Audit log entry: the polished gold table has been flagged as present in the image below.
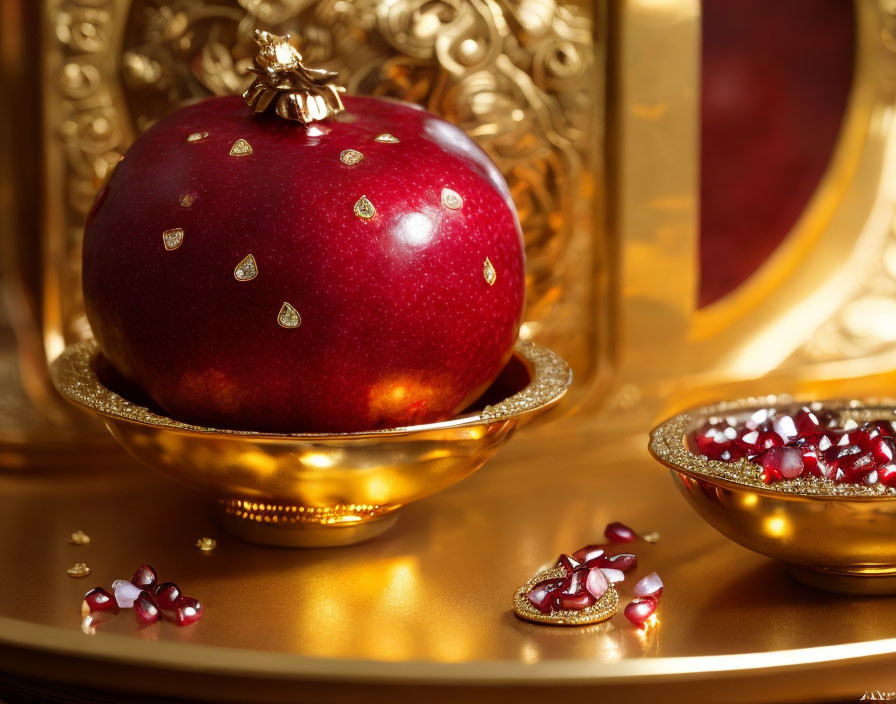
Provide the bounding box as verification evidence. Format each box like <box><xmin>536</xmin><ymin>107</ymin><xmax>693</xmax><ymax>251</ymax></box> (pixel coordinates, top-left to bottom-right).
<box><xmin>2</xmin><ymin>417</ymin><xmax>896</xmax><ymax>703</ymax></box>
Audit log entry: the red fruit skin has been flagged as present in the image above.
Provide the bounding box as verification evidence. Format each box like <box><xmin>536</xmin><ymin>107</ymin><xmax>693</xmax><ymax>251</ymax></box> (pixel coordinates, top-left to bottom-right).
<box><xmin>83</xmin><ymin>95</ymin><xmax>525</xmax><ymax>433</ymax></box>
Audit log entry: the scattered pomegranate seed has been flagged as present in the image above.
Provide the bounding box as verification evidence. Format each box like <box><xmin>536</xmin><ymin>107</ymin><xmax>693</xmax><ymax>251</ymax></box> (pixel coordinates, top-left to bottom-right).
<box><xmin>112</xmin><ymin>579</ymin><xmax>142</xmax><ymax>609</ymax></box>
<box><xmin>633</xmin><ymin>572</ymin><xmax>663</xmax><ymax>600</ymax></box>
<box><xmin>555</xmin><ymin>554</ymin><xmax>581</xmax><ymax>574</ymax></box>
<box><xmin>86</xmin><ymin>569</ymin><xmax>203</xmax><ymax>629</ymax></box>
<box><xmin>527</xmin><ymin>577</ymin><xmax>565</xmax><ymax>614</ymax></box>
<box><xmin>600</xmin><ymin>568</ymin><xmax>625</xmax><ymax>584</ymax></box>
<box><xmin>604</xmin><ymin>522</ymin><xmax>636</xmax><ymax>543</ymax></box>
<box><xmin>624</xmin><ymin>597</ymin><xmax>657</xmax><ymax>627</ymax></box>
<box><xmin>584</xmin><ymin>566</ymin><xmax>609</xmax><ymax>599</ymax></box>
<box><xmin>590</xmin><ymin>552</ymin><xmax>638</xmax><ymax>573</ymax></box>
<box><xmin>154</xmin><ymin>582</ymin><xmax>182</xmax><ymax>619</ymax></box>
<box><xmin>81</xmin><ymin>587</ymin><xmax>119</xmax><ymax>618</ymax></box>
<box><xmin>131</xmin><ymin>564</ymin><xmax>158</xmax><ymax>590</ymax></box>
<box><xmin>571</xmin><ymin>544</ymin><xmax>605</xmax><ymax>563</ymax></box>
<box><xmin>134</xmin><ymin>590</ymin><xmax>160</xmax><ymax>626</ymax></box>
<box><xmin>554</xmin><ymin>569</ymin><xmax>596</xmax><ymax>611</ymax></box>
<box><xmin>175</xmin><ymin>597</ymin><xmax>204</xmax><ymax>627</ymax></box>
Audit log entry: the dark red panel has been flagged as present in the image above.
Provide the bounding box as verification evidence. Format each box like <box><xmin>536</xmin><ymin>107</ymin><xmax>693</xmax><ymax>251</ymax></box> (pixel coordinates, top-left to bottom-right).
<box><xmin>700</xmin><ymin>0</ymin><xmax>855</xmax><ymax>307</ymax></box>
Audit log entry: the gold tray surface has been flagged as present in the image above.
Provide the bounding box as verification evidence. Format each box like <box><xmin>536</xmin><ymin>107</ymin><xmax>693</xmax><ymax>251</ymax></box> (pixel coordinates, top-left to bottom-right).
<box><xmin>2</xmin><ymin>418</ymin><xmax>896</xmax><ymax>702</ymax></box>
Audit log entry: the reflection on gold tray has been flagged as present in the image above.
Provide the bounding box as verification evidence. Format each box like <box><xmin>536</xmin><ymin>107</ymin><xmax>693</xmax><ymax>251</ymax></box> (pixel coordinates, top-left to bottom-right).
<box><xmin>2</xmin><ymin>419</ymin><xmax>896</xmax><ymax>702</ymax></box>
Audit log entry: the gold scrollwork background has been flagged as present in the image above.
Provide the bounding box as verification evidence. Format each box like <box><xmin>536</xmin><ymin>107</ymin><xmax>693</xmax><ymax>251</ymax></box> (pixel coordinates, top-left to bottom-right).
<box><xmin>45</xmin><ymin>0</ymin><xmax>603</xmax><ymax>384</ymax></box>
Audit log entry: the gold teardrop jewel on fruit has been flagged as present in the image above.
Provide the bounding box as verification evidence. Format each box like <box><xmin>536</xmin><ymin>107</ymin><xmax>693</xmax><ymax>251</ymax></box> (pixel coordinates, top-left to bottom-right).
<box><xmin>353</xmin><ymin>195</ymin><xmax>376</xmax><ymax>220</ymax></box>
<box><xmin>340</xmin><ymin>149</ymin><xmax>364</xmax><ymax>165</ymax></box>
<box><xmin>278</xmin><ymin>302</ymin><xmax>301</xmax><ymax>328</ymax></box>
<box><xmin>234</xmin><ymin>254</ymin><xmax>258</xmax><ymax>282</ymax></box>
<box><xmin>441</xmin><ymin>188</ymin><xmax>463</xmax><ymax>210</ymax></box>
<box><xmin>163</xmin><ymin>228</ymin><xmax>184</xmax><ymax>251</ymax></box>
<box><xmin>230</xmin><ymin>139</ymin><xmax>253</xmax><ymax>156</ymax></box>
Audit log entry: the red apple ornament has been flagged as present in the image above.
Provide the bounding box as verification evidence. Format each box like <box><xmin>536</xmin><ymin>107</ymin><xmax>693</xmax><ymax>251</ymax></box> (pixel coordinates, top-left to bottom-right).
<box><xmin>82</xmin><ymin>31</ymin><xmax>525</xmax><ymax>433</ymax></box>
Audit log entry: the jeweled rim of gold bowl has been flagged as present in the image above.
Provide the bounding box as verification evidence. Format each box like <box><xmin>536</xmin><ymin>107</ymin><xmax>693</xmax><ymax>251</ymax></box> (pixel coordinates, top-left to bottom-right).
<box><xmin>649</xmin><ymin>395</ymin><xmax>896</xmax><ymax>500</ymax></box>
<box><xmin>51</xmin><ymin>338</ymin><xmax>571</xmax><ymax>439</ymax></box>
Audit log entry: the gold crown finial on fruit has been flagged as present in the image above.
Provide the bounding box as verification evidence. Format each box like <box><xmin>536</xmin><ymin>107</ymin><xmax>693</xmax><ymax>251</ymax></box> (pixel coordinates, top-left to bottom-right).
<box><xmin>242</xmin><ymin>29</ymin><xmax>345</xmax><ymax>124</ymax></box>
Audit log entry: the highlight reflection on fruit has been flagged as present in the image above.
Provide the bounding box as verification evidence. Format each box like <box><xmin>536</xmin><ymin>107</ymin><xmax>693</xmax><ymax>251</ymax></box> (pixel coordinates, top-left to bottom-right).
<box><xmin>82</xmin><ymin>32</ymin><xmax>525</xmax><ymax>433</ymax></box>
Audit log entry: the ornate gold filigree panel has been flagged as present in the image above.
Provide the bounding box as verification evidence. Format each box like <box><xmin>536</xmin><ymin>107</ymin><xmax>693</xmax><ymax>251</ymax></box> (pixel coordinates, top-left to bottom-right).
<box><xmin>42</xmin><ymin>0</ymin><xmax>604</xmax><ymax>381</ymax></box>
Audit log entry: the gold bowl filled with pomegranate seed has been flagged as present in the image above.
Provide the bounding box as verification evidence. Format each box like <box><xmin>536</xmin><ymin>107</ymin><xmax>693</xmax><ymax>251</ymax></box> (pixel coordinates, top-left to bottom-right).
<box><xmin>649</xmin><ymin>396</ymin><xmax>896</xmax><ymax>595</ymax></box>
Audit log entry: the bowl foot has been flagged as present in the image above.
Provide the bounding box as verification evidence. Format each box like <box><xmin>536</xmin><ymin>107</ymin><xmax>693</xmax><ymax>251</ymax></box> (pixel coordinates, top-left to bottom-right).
<box><xmin>784</xmin><ymin>563</ymin><xmax>896</xmax><ymax>595</ymax></box>
<box><xmin>214</xmin><ymin>502</ymin><xmax>399</xmax><ymax>548</ymax></box>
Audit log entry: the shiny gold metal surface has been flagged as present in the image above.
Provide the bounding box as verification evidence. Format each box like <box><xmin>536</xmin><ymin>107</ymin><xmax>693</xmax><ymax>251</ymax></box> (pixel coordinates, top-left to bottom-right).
<box><xmin>50</xmin><ymin>339</ymin><xmax>571</xmax><ymax>547</ymax></box>
<box><xmin>242</xmin><ymin>29</ymin><xmax>345</xmax><ymax>123</ymax></box>
<box><xmin>650</xmin><ymin>396</ymin><xmax>896</xmax><ymax>595</ymax></box>
<box><xmin>3</xmin><ymin>422</ymin><xmax>896</xmax><ymax>702</ymax></box>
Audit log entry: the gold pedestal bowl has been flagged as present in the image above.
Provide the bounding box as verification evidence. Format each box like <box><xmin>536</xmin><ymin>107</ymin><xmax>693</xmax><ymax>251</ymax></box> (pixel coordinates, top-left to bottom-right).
<box><xmin>649</xmin><ymin>397</ymin><xmax>896</xmax><ymax>595</ymax></box>
<box><xmin>51</xmin><ymin>339</ymin><xmax>570</xmax><ymax>548</ymax></box>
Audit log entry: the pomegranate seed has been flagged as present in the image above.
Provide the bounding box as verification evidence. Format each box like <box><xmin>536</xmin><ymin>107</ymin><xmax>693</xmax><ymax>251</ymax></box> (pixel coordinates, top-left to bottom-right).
<box><xmin>797</xmin><ymin>445</ymin><xmax>823</xmax><ymax>477</ymax></box>
<box><xmin>758</xmin><ymin>446</ymin><xmax>804</xmax><ymax>483</ymax></box>
<box><xmin>772</xmin><ymin>415</ymin><xmax>798</xmax><ymax>440</ymax></box>
<box><xmin>604</xmin><ymin>522</ymin><xmax>636</xmax><ymax>543</ymax></box>
<box><xmin>584</xmin><ymin>566</ymin><xmax>609</xmax><ymax>599</ymax></box>
<box><xmin>526</xmin><ymin>577</ymin><xmax>564</xmax><ymax>614</ymax></box>
<box><xmin>624</xmin><ymin>597</ymin><xmax>657</xmax><ymax>627</ymax></box>
<box><xmin>175</xmin><ymin>596</ymin><xmax>203</xmax><ymax>626</ymax></box>
<box><xmin>879</xmin><ymin>463</ymin><xmax>896</xmax><ymax>486</ymax></box>
<box><xmin>555</xmin><ymin>554</ymin><xmax>581</xmax><ymax>574</ymax></box>
<box><xmin>745</xmin><ymin>409</ymin><xmax>769</xmax><ymax>429</ymax></box>
<box><xmin>131</xmin><ymin>564</ymin><xmax>158</xmax><ymax>590</ymax></box>
<box><xmin>794</xmin><ymin>409</ymin><xmax>822</xmax><ymax>434</ymax></box>
<box><xmin>571</xmin><ymin>545</ymin><xmax>605</xmax><ymax>563</ymax></box>
<box><xmin>633</xmin><ymin>571</ymin><xmax>664</xmax><ymax>599</ymax></box>
<box><xmin>600</xmin><ymin>568</ymin><xmax>625</xmax><ymax>584</ymax></box>
<box><xmin>554</xmin><ymin>569</ymin><xmax>596</xmax><ymax>611</ymax></box>
<box><xmin>154</xmin><ymin>581</ymin><xmax>182</xmax><ymax>618</ymax></box>
<box><xmin>872</xmin><ymin>436</ymin><xmax>896</xmax><ymax>465</ymax></box>
<box><xmin>693</xmin><ymin>407</ymin><xmax>896</xmax><ymax>487</ymax></box>
<box><xmin>755</xmin><ymin>428</ymin><xmax>785</xmax><ymax>452</ymax></box>
<box><xmin>81</xmin><ymin>587</ymin><xmax>118</xmax><ymax>618</ymax></box>
<box><xmin>735</xmin><ymin>429</ymin><xmax>760</xmax><ymax>455</ymax></box>
<box><xmin>837</xmin><ymin>450</ymin><xmax>875</xmax><ymax>482</ymax></box>
<box><xmin>112</xmin><ymin>579</ymin><xmax>142</xmax><ymax>608</ymax></box>
<box><xmin>689</xmin><ymin>422</ymin><xmax>737</xmax><ymax>460</ymax></box>
<box><xmin>584</xmin><ymin>552</ymin><xmax>638</xmax><ymax>573</ymax></box>
<box><xmin>134</xmin><ymin>590</ymin><xmax>160</xmax><ymax>626</ymax></box>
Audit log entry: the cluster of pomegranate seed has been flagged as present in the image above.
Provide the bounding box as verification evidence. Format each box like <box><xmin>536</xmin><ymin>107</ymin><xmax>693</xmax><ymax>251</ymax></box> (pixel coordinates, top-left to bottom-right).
<box><xmin>524</xmin><ymin>522</ymin><xmax>663</xmax><ymax>628</ymax></box>
<box><xmin>689</xmin><ymin>406</ymin><xmax>896</xmax><ymax>487</ymax></box>
<box><xmin>81</xmin><ymin>564</ymin><xmax>203</xmax><ymax>627</ymax></box>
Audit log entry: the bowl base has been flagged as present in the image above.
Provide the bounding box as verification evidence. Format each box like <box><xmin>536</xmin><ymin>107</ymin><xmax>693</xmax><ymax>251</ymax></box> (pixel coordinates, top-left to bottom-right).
<box><xmin>214</xmin><ymin>503</ymin><xmax>399</xmax><ymax>548</ymax></box>
<box><xmin>784</xmin><ymin>563</ymin><xmax>896</xmax><ymax>595</ymax></box>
